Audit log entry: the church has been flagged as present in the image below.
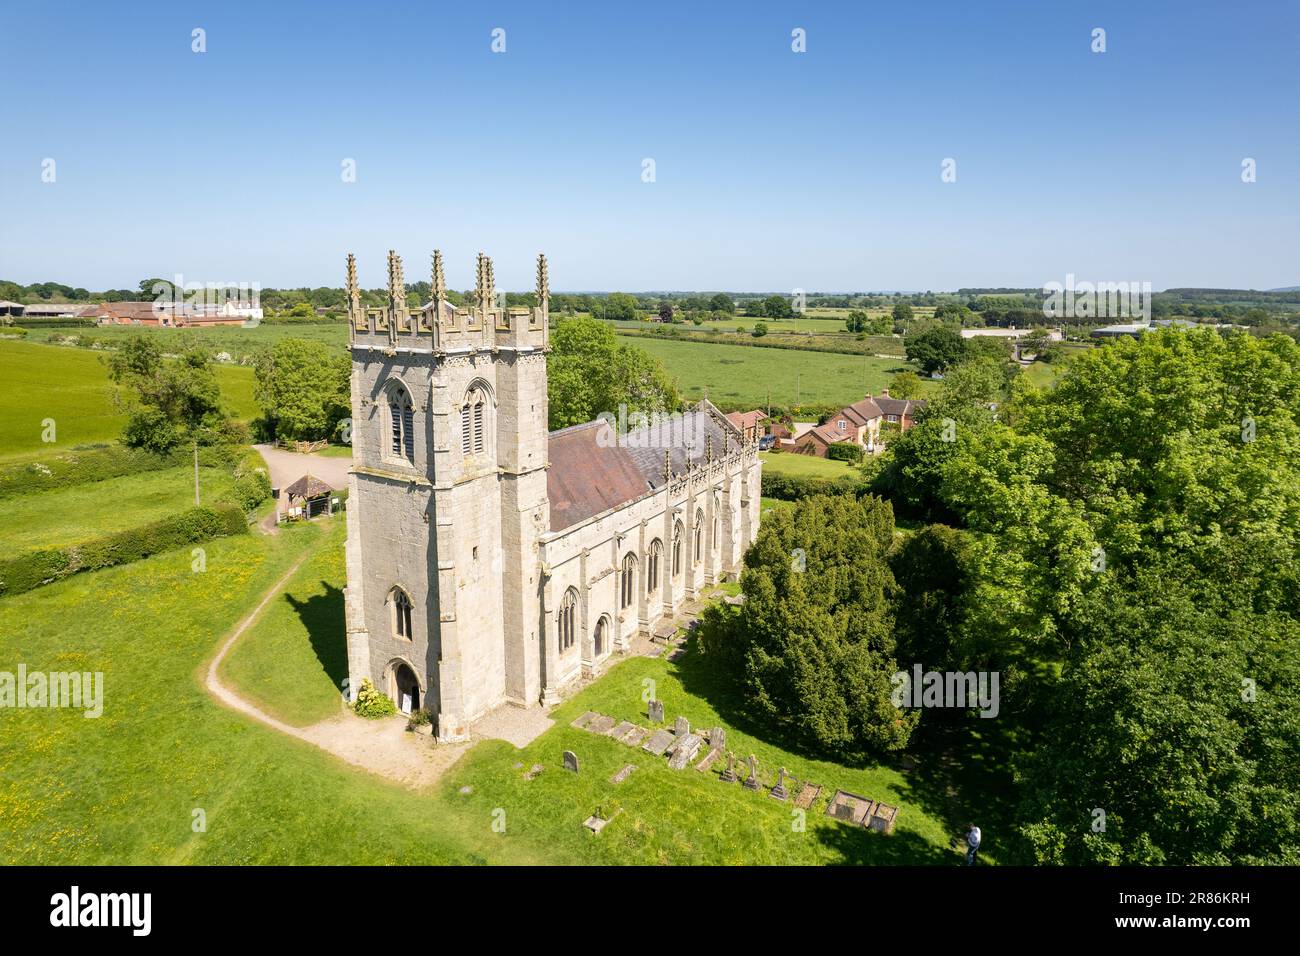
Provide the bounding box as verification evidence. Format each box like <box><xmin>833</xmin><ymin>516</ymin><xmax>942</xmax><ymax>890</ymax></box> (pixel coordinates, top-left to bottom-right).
<box><xmin>342</xmin><ymin>249</ymin><xmax>762</xmax><ymax>742</ymax></box>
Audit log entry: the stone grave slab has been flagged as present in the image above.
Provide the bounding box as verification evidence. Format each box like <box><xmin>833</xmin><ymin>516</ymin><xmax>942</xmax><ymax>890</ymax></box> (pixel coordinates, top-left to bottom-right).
<box><xmin>609</xmin><ymin>720</ymin><xmax>637</xmax><ymax>740</ymax></box>
<box><xmin>570</xmin><ymin>710</ymin><xmax>599</xmax><ymax>730</ymax></box>
<box><xmin>667</xmin><ymin>647</ymin><xmax>686</xmax><ymax>662</ymax></box>
<box><xmin>583</xmin><ymin>816</ymin><xmax>609</xmax><ymax>835</ymax></box>
<box><xmin>620</xmin><ymin>726</ymin><xmax>649</xmax><ymax>747</ymax></box>
<box><xmin>588</xmin><ymin>714</ymin><xmax>617</xmax><ymax>736</ymax></box>
<box><xmin>524</xmin><ymin>763</ymin><xmax>544</xmax><ymax>781</ymax></box>
<box><xmin>794</xmin><ymin>783</ymin><xmax>822</xmax><ymax>810</ymax></box>
<box><xmin>667</xmin><ymin>733</ymin><xmax>703</xmax><ymax>769</ymax></box>
<box><xmin>610</xmin><ymin>764</ymin><xmax>637</xmax><ymax>784</ymax></box>
<box><xmin>825</xmin><ymin>789</ymin><xmax>874</xmax><ymax>825</ymax></box>
<box><xmin>642</xmin><ymin>728</ymin><xmax>675</xmax><ymax>756</ymax></box>
<box><xmin>867</xmin><ymin>802</ymin><xmax>899</xmax><ymax>833</ymax></box>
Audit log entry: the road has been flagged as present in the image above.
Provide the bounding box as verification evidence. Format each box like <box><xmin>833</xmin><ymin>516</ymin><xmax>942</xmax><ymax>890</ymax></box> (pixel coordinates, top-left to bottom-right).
<box><xmin>253</xmin><ymin>443</ymin><xmax>353</xmax><ymax>493</ymax></box>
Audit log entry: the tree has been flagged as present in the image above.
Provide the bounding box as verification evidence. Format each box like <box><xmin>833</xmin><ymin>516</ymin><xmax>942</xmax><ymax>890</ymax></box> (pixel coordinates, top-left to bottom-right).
<box><xmin>106</xmin><ymin>335</ymin><xmax>228</xmax><ymax>453</ymax></box>
<box><xmin>708</xmin><ymin>293</ymin><xmax>735</xmax><ymax>314</ymax></box>
<box><xmin>547</xmin><ymin>317</ymin><xmax>681</xmax><ymax>430</ymax></box>
<box><xmin>603</xmin><ymin>292</ymin><xmax>639</xmax><ymax>322</ymax></box>
<box><xmin>137</xmin><ymin>277</ymin><xmax>174</xmax><ymax>301</ymax></box>
<box><xmin>752</xmin><ymin>322</ymin><xmax>768</xmax><ymax>337</ymax></box>
<box><xmin>888</xmin><ymin>370</ymin><xmax>924</xmax><ymax>399</ymax></box>
<box><xmin>657</xmin><ymin>301</ymin><xmax>674</xmax><ymax>322</ymax></box>
<box><xmin>892</xmin><ymin>301</ymin><xmax>914</xmax><ymax>325</ymax></box>
<box><xmin>253</xmin><ymin>338</ymin><xmax>350</xmax><ymax>442</ymax></box>
<box><xmin>697</xmin><ymin>494</ymin><xmax>917</xmax><ymax>757</ymax></box>
<box><xmin>762</xmin><ymin>294</ymin><xmax>793</xmax><ymax>319</ymax></box>
<box><xmin>905</xmin><ymin>324</ymin><xmax>966</xmax><ymax>374</ymax></box>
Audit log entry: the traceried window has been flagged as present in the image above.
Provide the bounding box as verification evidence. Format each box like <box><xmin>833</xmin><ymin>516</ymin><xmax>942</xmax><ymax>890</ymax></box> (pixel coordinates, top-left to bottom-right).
<box><xmin>672</xmin><ymin>520</ymin><xmax>684</xmax><ymax>577</ymax></box>
<box><xmin>694</xmin><ymin>509</ymin><xmax>704</xmax><ymax>564</ymax></box>
<box><xmin>558</xmin><ymin>588</ymin><xmax>578</xmax><ymax>652</ymax></box>
<box><xmin>462</xmin><ymin>385</ymin><xmax>488</xmax><ymax>456</ymax></box>
<box><xmin>647</xmin><ymin>540</ymin><xmax>662</xmax><ymax>595</ymax></box>
<box><xmin>388</xmin><ymin>384</ymin><xmax>415</xmax><ymax>463</ymax></box>
<box><xmin>390</xmin><ymin>587</ymin><xmax>414</xmax><ymax>640</ymax></box>
<box><xmin>621</xmin><ymin>552</ymin><xmax>637</xmax><ymax>609</ymax></box>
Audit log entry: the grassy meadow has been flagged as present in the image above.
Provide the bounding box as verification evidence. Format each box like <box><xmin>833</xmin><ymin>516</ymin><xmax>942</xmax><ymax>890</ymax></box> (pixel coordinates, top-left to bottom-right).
<box><xmin>758</xmin><ymin>451</ymin><xmax>859</xmax><ymax>480</ymax></box>
<box><xmin>623</xmin><ymin>336</ymin><xmax>914</xmax><ymax>410</ymax></box>
<box><xmin>0</xmin><ymin>340</ymin><xmax>256</xmax><ymax>462</ymax></box>
<box><xmin>0</xmin><ymin>464</ymin><xmax>239</xmax><ymax>552</ymax></box>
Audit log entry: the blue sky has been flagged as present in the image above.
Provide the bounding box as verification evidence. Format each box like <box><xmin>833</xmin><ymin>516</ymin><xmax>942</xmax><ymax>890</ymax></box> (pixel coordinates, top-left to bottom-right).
<box><xmin>1</xmin><ymin>0</ymin><xmax>1296</xmax><ymax>292</ymax></box>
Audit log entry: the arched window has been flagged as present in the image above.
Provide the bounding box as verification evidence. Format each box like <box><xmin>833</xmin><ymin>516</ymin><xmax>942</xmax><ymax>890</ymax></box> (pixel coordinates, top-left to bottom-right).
<box><xmin>620</xmin><ymin>552</ymin><xmax>637</xmax><ymax>609</ymax></box>
<box><xmin>461</xmin><ymin>385</ymin><xmax>488</xmax><ymax>456</ymax></box>
<box><xmin>647</xmin><ymin>540</ymin><xmax>662</xmax><ymax>595</ymax></box>
<box><xmin>390</xmin><ymin>587</ymin><xmax>413</xmax><ymax>640</ymax></box>
<box><xmin>594</xmin><ymin>615</ymin><xmax>609</xmax><ymax>657</ymax></box>
<box><xmin>388</xmin><ymin>384</ymin><xmax>415</xmax><ymax>463</ymax></box>
<box><xmin>672</xmin><ymin>520</ymin><xmax>684</xmax><ymax>577</ymax></box>
<box><xmin>712</xmin><ymin>492</ymin><xmax>721</xmax><ymax>549</ymax></box>
<box><xmin>557</xmin><ymin>588</ymin><xmax>578</xmax><ymax>652</ymax></box>
<box><xmin>694</xmin><ymin>509</ymin><xmax>704</xmax><ymax>564</ymax></box>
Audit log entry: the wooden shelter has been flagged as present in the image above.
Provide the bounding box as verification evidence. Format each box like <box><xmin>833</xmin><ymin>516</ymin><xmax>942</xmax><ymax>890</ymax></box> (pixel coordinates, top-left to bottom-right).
<box><xmin>283</xmin><ymin>473</ymin><xmax>334</xmax><ymax>519</ymax></box>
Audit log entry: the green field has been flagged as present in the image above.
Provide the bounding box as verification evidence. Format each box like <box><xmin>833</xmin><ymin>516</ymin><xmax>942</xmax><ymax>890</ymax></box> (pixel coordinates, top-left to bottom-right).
<box><xmin>219</xmin><ymin>518</ymin><xmax>348</xmax><ymax>727</ymax></box>
<box><xmin>0</xmin><ymin>341</ymin><xmax>257</xmax><ymax>461</ymax></box>
<box><xmin>759</xmin><ymin>451</ymin><xmax>859</xmax><ymax>480</ymax></box>
<box><xmin>20</xmin><ymin>321</ymin><xmax>348</xmax><ymax>358</ymax></box>
<box><xmin>0</xmin><ymin>464</ymin><xmax>238</xmax><ymax>552</ymax></box>
<box><xmin>623</xmin><ymin>336</ymin><xmax>915</xmax><ymax>409</ymax></box>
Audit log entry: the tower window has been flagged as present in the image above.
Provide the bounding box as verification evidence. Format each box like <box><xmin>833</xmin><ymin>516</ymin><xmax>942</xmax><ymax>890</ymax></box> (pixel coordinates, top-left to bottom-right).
<box><xmin>391</xmin><ymin>587</ymin><xmax>414</xmax><ymax>640</ymax></box>
<box><xmin>387</xmin><ymin>383</ymin><xmax>415</xmax><ymax>463</ymax></box>
<box><xmin>462</xmin><ymin>384</ymin><xmax>490</xmax><ymax>457</ymax></box>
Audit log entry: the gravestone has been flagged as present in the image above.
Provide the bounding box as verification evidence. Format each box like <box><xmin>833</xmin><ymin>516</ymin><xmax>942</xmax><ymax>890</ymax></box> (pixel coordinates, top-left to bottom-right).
<box><xmin>610</xmin><ymin>764</ymin><xmax>637</xmax><ymax>784</ymax></box>
<box><xmin>570</xmin><ymin>711</ymin><xmax>598</xmax><ymax>730</ymax></box>
<box><xmin>621</xmin><ymin>726</ymin><xmax>649</xmax><ymax>748</ymax></box>
<box><xmin>524</xmin><ymin>763</ymin><xmax>544</xmax><ymax>781</ymax></box>
<box><xmin>642</xmin><ymin>728</ymin><xmax>675</xmax><ymax>756</ymax></box>
<box><xmin>609</xmin><ymin>720</ymin><xmax>637</xmax><ymax>740</ymax></box>
<box><xmin>695</xmin><ymin>748</ymin><xmax>721</xmax><ymax>772</ymax></box>
<box><xmin>710</xmin><ymin>727</ymin><xmax>727</xmax><ymax>752</ymax></box>
<box><xmin>794</xmin><ymin>783</ymin><xmax>821</xmax><ymax>810</ymax></box>
<box><xmin>720</xmin><ymin>751</ymin><xmax>738</xmax><ymax>783</ymax></box>
<box><xmin>648</xmin><ymin>699</ymin><xmax>665</xmax><ymax>723</ymax></box>
<box><xmin>667</xmin><ymin>733</ymin><xmax>703</xmax><ymax>769</ymax></box>
<box><xmin>589</xmin><ymin>714</ymin><xmax>617</xmax><ymax>736</ymax></box>
<box><xmin>835</xmin><ymin>801</ymin><xmax>855</xmax><ymax>821</ymax></box>
<box><xmin>673</xmin><ymin>716</ymin><xmax>690</xmax><ymax>737</ymax></box>
<box><xmin>770</xmin><ymin>767</ymin><xmax>789</xmax><ymax>801</ymax></box>
<box><xmin>562</xmin><ymin>750</ymin><xmax>579</xmax><ymax>773</ymax></box>
<box><xmin>742</xmin><ymin>754</ymin><xmax>760</xmax><ymax>791</ymax></box>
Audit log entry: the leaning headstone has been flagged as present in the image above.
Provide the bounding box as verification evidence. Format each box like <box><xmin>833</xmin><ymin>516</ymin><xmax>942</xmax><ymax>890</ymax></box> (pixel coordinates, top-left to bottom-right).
<box><xmin>562</xmin><ymin>750</ymin><xmax>580</xmax><ymax>773</ymax></box>
<box><xmin>719</xmin><ymin>751</ymin><xmax>738</xmax><ymax>783</ymax></box>
<box><xmin>647</xmin><ymin>699</ymin><xmax>665</xmax><ymax>723</ymax></box>
<box><xmin>770</xmin><ymin>767</ymin><xmax>789</xmax><ymax>801</ymax></box>
<box><xmin>742</xmin><ymin>754</ymin><xmax>760</xmax><ymax>791</ymax></box>
<box><xmin>673</xmin><ymin>716</ymin><xmax>690</xmax><ymax>737</ymax></box>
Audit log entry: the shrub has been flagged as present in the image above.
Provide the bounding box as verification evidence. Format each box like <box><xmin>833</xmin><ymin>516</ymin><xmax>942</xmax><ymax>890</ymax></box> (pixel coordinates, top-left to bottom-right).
<box><xmin>761</xmin><ymin>470</ymin><xmax>867</xmax><ymax>501</ymax></box>
<box><xmin>0</xmin><ymin>504</ymin><xmax>247</xmax><ymax>596</ymax></box>
<box><xmin>827</xmin><ymin>442</ymin><xmax>864</xmax><ymax>463</ymax></box>
<box><xmin>353</xmin><ymin>679</ymin><xmax>398</xmax><ymax>719</ymax></box>
<box><xmin>405</xmin><ymin>708</ymin><xmax>432</xmax><ymax>732</ymax></box>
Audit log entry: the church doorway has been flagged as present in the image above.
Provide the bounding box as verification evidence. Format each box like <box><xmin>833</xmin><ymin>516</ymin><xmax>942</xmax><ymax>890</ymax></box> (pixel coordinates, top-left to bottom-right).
<box><xmin>388</xmin><ymin>661</ymin><xmax>420</xmax><ymax>715</ymax></box>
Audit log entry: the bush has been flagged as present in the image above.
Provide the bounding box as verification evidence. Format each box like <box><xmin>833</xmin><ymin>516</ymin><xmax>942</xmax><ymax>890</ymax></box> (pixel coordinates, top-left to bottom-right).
<box><xmin>0</xmin><ymin>504</ymin><xmax>248</xmax><ymax>596</ymax></box>
<box><xmin>0</xmin><ymin>445</ymin><xmax>185</xmax><ymax>501</ymax></box>
<box><xmin>405</xmin><ymin>708</ymin><xmax>432</xmax><ymax>732</ymax></box>
<box><xmin>827</xmin><ymin>442</ymin><xmax>864</xmax><ymax>463</ymax></box>
<box><xmin>353</xmin><ymin>679</ymin><xmax>398</xmax><ymax>719</ymax></box>
<box><xmin>219</xmin><ymin>449</ymin><xmax>272</xmax><ymax>512</ymax></box>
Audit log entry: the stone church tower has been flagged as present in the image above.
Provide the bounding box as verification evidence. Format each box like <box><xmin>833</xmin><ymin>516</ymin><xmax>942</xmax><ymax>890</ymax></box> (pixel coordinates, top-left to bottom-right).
<box><xmin>343</xmin><ymin>249</ymin><xmax>551</xmax><ymax>742</ymax></box>
<box><xmin>343</xmin><ymin>248</ymin><xmax>763</xmax><ymax>746</ymax></box>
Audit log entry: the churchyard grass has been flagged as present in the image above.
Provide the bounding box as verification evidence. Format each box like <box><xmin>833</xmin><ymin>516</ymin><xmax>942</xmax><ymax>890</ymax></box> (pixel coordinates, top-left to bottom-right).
<box><xmin>219</xmin><ymin>518</ymin><xmax>348</xmax><ymax>727</ymax></box>
<box><xmin>0</xmin><ymin>525</ymin><xmax>546</xmax><ymax>865</ymax></box>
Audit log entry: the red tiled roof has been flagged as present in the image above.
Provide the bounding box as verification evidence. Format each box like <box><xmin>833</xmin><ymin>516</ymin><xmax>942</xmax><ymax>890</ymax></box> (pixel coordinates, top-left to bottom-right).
<box><xmin>725</xmin><ymin>410</ymin><xmax>764</xmax><ymax>430</ymax></box>
<box><xmin>547</xmin><ymin>421</ymin><xmax>652</xmax><ymax>532</ymax></box>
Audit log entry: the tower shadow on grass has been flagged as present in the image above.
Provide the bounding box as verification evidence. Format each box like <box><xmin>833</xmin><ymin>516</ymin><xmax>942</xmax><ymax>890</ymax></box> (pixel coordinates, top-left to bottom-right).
<box><xmin>287</xmin><ymin>581</ymin><xmax>348</xmax><ymax>692</ymax></box>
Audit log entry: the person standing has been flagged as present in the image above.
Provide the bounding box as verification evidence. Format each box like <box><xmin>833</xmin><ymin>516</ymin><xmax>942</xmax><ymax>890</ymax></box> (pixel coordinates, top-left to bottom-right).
<box><xmin>965</xmin><ymin>824</ymin><xmax>982</xmax><ymax>866</ymax></box>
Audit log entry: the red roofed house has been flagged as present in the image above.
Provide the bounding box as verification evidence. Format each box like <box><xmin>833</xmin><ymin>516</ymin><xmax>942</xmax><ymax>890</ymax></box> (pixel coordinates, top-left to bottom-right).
<box><xmin>794</xmin><ymin>390</ymin><xmax>926</xmax><ymax>457</ymax></box>
<box><xmin>725</xmin><ymin>409</ymin><xmax>765</xmax><ymax>444</ymax></box>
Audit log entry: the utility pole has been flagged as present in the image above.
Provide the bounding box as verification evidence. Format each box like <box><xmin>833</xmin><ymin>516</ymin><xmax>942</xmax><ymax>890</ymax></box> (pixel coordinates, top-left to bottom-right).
<box><xmin>796</xmin><ymin>371</ymin><xmax>801</xmax><ymax>407</ymax></box>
